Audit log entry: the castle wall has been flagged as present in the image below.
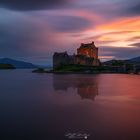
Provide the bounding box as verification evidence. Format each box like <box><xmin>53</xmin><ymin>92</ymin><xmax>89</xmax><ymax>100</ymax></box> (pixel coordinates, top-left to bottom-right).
<box><xmin>53</xmin><ymin>52</ymin><xmax>70</xmax><ymax>69</ymax></box>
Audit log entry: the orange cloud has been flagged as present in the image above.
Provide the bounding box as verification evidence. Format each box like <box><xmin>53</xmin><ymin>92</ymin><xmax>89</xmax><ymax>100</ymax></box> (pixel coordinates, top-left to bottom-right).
<box><xmin>82</xmin><ymin>16</ymin><xmax>140</xmax><ymax>48</ymax></box>
<box><xmin>96</xmin><ymin>16</ymin><xmax>140</xmax><ymax>31</ymax></box>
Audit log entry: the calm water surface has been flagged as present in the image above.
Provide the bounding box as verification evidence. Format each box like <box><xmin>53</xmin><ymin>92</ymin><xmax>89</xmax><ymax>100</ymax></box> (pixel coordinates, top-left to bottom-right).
<box><xmin>0</xmin><ymin>70</ymin><xmax>140</xmax><ymax>140</ymax></box>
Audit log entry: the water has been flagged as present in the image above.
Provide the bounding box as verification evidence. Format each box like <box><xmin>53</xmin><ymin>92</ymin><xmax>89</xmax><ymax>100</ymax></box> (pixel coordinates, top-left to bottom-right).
<box><xmin>0</xmin><ymin>70</ymin><xmax>140</xmax><ymax>140</ymax></box>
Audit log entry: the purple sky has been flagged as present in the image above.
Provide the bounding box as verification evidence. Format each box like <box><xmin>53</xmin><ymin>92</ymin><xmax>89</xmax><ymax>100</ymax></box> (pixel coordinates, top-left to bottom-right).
<box><xmin>0</xmin><ymin>0</ymin><xmax>140</xmax><ymax>65</ymax></box>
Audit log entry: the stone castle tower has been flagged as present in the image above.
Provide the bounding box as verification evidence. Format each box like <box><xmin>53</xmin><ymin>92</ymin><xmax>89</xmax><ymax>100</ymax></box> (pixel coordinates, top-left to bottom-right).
<box><xmin>53</xmin><ymin>41</ymin><xmax>100</xmax><ymax>69</ymax></box>
<box><xmin>77</xmin><ymin>41</ymin><xmax>98</xmax><ymax>59</ymax></box>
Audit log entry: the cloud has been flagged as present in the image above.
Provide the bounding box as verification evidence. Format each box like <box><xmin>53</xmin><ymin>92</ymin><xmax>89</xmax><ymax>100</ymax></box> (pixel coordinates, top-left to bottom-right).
<box><xmin>96</xmin><ymin>16</ymin><xmax>140</xmax><ymax>31</ymax></box>
<box><xmin>99</xmin><ymin>46</ymin><xmax>140</xmax><ymax>59</ymax></box>
<box><xmin>71</xmin><ymin>0</ymin><xmax>140</xmax><ymax>20</ymax></box>
<box><xmin>127</xmin><ymin>36</ymin><xmax>140</xmax><ymax>41</ymax></box>
<box><xmin>86</xmin><ymin>31</ymin><xmax>136</xmax><ymax>42</ymax></box>
<box><xmin>0</xmin><ymin>0</ymin><xmax>70</xmax><ymax>11</ymax></box>
<box><xmin>0</xmin><ymin>9</ymin><xmax>56</xmax><ymax>59</ymax></box>
<box><xmin>47</xmin><ymin>15</ymin><xmax>92</xmax><ymax>32</ymax></box>
<box><xmin>0</xmin><ymin>0</ymin><xmax>140</xmax><ymax>64</ymax></box>
<box><xmin>0</xmin><ymin>9</ymin><xmax>81</xmax><ymax>64</ymax></box>
<box><xmin>129</xmin><ymin>42</ymin><xmax>140</xmax><ymax>47</ymax></box>
<box><xmin>122</xmin><ymin>1</ymin><xmax>140</xmax><ymax>16</ymax></box>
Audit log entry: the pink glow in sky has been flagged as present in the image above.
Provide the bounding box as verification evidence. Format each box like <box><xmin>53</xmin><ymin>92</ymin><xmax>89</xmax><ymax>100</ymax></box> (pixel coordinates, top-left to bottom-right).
<box><xmin>0</xmin><ymin>0</ymin><xmax>140</xmax><ymax>65</ymax></box>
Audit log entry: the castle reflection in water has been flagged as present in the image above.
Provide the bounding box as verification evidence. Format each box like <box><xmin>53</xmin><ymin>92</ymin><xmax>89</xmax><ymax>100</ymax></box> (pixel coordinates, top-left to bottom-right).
<box><xmin>53</xmin><ymin>74</ymin><xmax>98</xmax><ymax>101</ymax></box>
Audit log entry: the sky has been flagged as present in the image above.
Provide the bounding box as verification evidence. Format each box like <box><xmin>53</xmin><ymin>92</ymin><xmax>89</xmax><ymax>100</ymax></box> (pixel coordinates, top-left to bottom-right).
<box><xmin>0</xmin><ymin>0</ymin><xmax>140</xmax><ymax>65</ymax></box>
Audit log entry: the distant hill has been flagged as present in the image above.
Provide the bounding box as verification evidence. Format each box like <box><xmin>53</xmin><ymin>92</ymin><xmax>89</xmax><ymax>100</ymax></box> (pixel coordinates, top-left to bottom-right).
<box><xmin>127</xmin><ymin>56</ymin><xmax>140</xmax><ymax>63</ymax></box>
<box><xmin>103</xmin><ymin>56</ymin><xmax>140</xmax><ymax>66</ymax></box>
<box><xmin>103</xmin><ymin>59</ymin><xmax>125</xmax><ymax>66</ymax></box>
<box><xmin>0</xmin><ymin>58</ymin><xmax>37</xmax><ymax>69</ymax></box>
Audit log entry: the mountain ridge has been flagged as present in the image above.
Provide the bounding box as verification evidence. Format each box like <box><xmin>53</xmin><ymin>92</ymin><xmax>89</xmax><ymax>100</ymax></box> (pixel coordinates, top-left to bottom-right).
<box><xmin>0</xmin><ymin>58</ymin><xmax>37</xmax><ymax>69</ymax></box>
<box><xmin>103</xmin><ymin>56</ymin><xmax>140</xmax><ymax>65</ymax></box>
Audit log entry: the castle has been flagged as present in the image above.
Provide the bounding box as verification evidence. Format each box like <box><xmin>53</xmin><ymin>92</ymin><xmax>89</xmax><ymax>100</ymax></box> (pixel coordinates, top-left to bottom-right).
<box><xmin>53</xmin><ymin>41</ymin><xmax>100</xmax><ymax>69</ymax></box>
